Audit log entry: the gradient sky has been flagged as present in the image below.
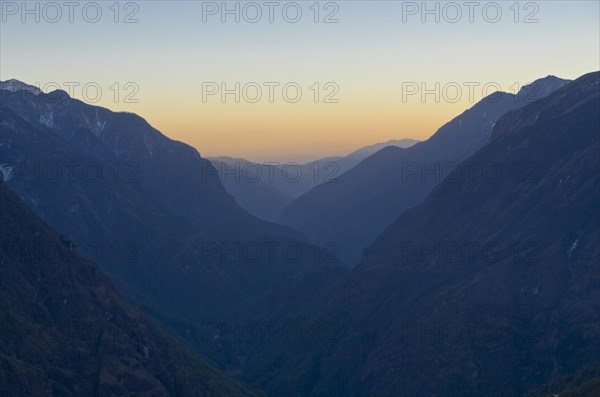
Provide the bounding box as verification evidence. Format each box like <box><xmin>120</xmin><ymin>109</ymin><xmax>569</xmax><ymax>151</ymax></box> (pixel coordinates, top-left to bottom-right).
<box><xmin>1</xmin><ymin>0</ymin><xmax>599</xmax><ymax>162</ymax></box>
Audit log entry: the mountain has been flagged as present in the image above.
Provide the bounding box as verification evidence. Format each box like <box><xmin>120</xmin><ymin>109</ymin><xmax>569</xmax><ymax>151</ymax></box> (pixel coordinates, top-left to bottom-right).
<box><xmin>0</xmin><ymin>82</ymin><xmax>348</xmax><ymax>371</ymax></box>
<box><xmin>525</xmin><ymin>365</ymin><xmax>600</xmax><ymax>397</ymax></box>
<box><xmin>280</xmin><ymin>76</ymin><xmax>571</xmax><ymax>264</ymax></box>
<box><xmin>245</xmin><ymin>72</ymin><xmax>600</xmax><ymax>396</ymax></box>
<box><xmin>209</xmin><ymin>139</ymin><xmax>419</xmax><ymax>199</ymax></box>
<box><xmin>207</xmin><ymin>156</ymin><xmax>320</xmax><ymax>202</ymax></box>
<box><xmin>207</xmin><ymin>139</ymin><xmax>418</xmax><ymax>221</ymax></box>
<box><xmin>208</xmin><ymin>157</ymin><xmax>294</xmax><ymax>222</ymax></box>
<box><xmin>0</xmin><ymin>181</ymin><xmax>260</xmax><ymax>397</ymax></box>
<box><xmin>0</xmin><ymin>79</ymin><xmax>43</xmax><ymax>95</ymax></box>
<box><xmin>333</xmin><ymin>138</ymin><xmax>420</xmax><ymax>171</ymax></box>
<box><xmin>304</xmin><ymin>138</ymin><xmax>421</xmax><ymax>181</ymax></box>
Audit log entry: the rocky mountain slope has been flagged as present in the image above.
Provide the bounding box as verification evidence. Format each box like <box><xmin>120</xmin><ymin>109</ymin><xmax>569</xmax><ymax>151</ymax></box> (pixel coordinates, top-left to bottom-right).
<box><xmin>0</xmin><ymin>181</ymin><xmax>260</xmax><ymax>397</ymax></box>
<box><xmin>247</xmin><ymin>72</ymin><xmax>600</xmax><ymax>397</ymax></box>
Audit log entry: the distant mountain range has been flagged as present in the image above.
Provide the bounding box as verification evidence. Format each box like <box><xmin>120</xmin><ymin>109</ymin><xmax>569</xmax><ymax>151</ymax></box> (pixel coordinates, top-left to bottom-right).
<box><xmin>1</xmin><ymin>71</ymin><xmax>598</xmax><ymax>397</ymax></box>
<box><xmin>0</xmin><ymin>181</ymin><xmax>259</xmax><ymax>396</ymax></box>
<box><xmin>207</xmin><ymin>156</ymin><xmax>294</xmax><ymax>222</ymax></box>
<box><xmin>245</xmin><ymin>72</ymin><xmax>600</xmax><ymax>397</ymax></box>
<box><xmin>280</xmin><ymin>75</ymin><xmax>571</xmax><ymax>264</ymax></box>
<box><xmin>208</xmin><ymin>139</ymin><xmax>418</xmax><ymax>221</ymax></box>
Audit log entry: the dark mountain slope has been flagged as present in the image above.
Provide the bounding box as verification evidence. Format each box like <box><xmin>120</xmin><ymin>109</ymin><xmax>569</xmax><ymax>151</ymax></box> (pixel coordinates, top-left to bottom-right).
<box><xmin>0</xmin><ymin>86</ymin><xmax>348</xmax><ymax>370</ymax></box>
<box><xmin>281</xmin><ymin>76</ymin><xmax>570</xmax><ymax>264</ymax></box>
<box><xmin>247</xmin><ymin>72</ymin><xmax>600</xmax><ymax>396</ymax></box>
<box><xmin>0</xmin><ymin>85</ymin><xmax>233</xmax><ymax>222</ymax></box>
<box><xmin>0</xmin><ymin>181</ymin><xmax>260</xmax><ymax>397</ymax></box>
<box><xmin>525</xmin><ymin>365</ymin><xmax>600</xmax><ymax>397</ymax></box>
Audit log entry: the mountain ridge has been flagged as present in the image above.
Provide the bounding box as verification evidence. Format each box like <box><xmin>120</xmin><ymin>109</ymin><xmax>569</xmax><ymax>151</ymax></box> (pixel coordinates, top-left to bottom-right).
<box><xmin>280</xmin><ymin>75</ymin><xmax>571</xmax><ymax>264</ymax></box>
<box><xmin>245</xmin><ymin>71</ymin><xmax>599</xmax><ymax>397</ymax></box>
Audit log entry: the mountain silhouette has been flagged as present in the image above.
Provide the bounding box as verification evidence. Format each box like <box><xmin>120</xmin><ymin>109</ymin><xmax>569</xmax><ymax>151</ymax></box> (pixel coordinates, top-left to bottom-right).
<box><xmin>246</xmin><ymin>72</ymin><xmax>600</xmax><ymax>397</ymax></box>
<box><xmin>280</xmin><ymin>76</ymin><xmax>570</xmax><ymax>264</ymax></box>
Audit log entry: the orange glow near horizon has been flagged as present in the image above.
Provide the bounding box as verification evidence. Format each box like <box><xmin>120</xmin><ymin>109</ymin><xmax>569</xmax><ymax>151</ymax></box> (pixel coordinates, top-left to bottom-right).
<box><xmin>2</xmin><ymin>1</ymin><xmax>598</xmax><ymax>162</ymax></box>
<box><xmin>140</xmin><ymin>99</ymin><xmax>464</xmax><ymax>162</ymax></box>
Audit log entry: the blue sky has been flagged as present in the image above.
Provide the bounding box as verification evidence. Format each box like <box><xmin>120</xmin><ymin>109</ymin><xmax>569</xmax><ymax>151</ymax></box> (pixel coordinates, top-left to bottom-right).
<box><xmin>1</xmin><ymin>1</ymin><xmax>599</xmax><ymax>161</ymax></box>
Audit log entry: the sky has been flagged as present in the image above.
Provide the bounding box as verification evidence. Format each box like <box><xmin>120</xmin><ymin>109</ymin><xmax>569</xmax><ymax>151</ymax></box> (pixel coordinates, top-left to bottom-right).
<box><xmin>1</xmin><ymin>0</ymin><xmax>599</xmax><ymax>162</ymax></box>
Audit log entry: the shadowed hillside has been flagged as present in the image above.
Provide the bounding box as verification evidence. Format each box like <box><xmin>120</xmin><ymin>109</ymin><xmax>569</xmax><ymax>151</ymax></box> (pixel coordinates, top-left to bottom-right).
<box><xmin>0</xmin><ymin>181</ymin><xmax>260</xmax><ymax>397</ymax></box>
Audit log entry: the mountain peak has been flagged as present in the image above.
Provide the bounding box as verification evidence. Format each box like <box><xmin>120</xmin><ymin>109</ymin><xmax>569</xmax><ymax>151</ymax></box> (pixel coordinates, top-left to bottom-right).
<box><xmin>492</xmin><ymin>71</ymin><xmax>598</xmax><ymax>141</ymax></box>
<box><xmin>517</xmin><ymin>74</ymin><xmax>571</xmax><ymax>99</ymax></box>
<box><xmin>0</xmin><ymin>79</ymin><xmax>43</xmax><ymax>95</ymax></box>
